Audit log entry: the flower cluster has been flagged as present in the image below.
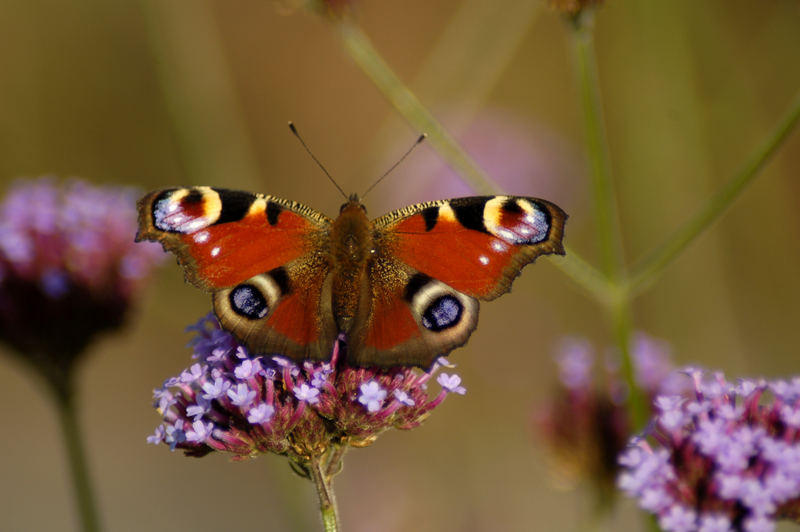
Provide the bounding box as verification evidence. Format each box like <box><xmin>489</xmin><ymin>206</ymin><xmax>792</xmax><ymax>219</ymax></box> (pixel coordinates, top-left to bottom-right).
<box><xmin>534</xmin><ymin>333</ymin><xmax>685</xmax><ymax>502</ymax></box>
<box><xmin>618</xmin><ymin>369</ymin><xmax>800</xmax><ymax>532</ymax></box>
<box><xmin>149</xmin><ymin>314</ymin><xmax>466</xmax><ymax>463</ymax></box>
<box><xmin>0</xmin><ymin>178</ymin><xmax>163</xmax><ymax>389</ymax></box>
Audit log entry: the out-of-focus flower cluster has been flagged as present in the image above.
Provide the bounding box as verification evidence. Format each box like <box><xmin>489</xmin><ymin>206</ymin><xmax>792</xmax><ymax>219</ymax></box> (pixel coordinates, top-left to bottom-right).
<box><xmin>149</xmin><ymin>314</ymin><xmax>466</xmax><ymax>463</ymax></box>
<box><xmin>0</xmin><ymin>178</ymin><xmax>163</xmax><ymax>387</ymax></box>
<box><xmin>535</xmin><ymin>333</ymin><xmax>686</xmax><ymax>502</ymax></box>
<box><xmin>619</xmin><ymin>369</ymin><xmax>800</xmax><ymax>532</ymax></box>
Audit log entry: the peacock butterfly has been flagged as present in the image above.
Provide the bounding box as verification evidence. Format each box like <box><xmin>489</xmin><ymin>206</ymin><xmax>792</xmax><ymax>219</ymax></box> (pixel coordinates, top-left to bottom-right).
<box><xmin>136</xmin><ymin>187</ymin><xmax>567</xmax><ymax>368</ymax></box>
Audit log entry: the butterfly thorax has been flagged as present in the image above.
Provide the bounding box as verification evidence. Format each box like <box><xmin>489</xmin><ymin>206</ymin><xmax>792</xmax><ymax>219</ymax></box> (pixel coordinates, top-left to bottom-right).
<box><xmin>329</xmin><ymin>200</ymin><xmax>373</xmax><ymax>332</ymax></box>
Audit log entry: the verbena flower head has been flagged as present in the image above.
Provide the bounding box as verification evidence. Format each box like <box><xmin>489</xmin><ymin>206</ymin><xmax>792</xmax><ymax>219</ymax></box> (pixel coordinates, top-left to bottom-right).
<box><xmin>618</xmin><ymin>368</ymin><xmax>800</xmax><ymax>531</ymax></box>
<box><xmin>535</xmin><ymin>333</ymin><xmax>684</xmax><ymax>503</ymax></box>
<box><xmin>0</xmin><ymin>178</ymin><xmax>163</xmax><ymax>389</ymax></box>
<box><xmin>149</xmin><ymin>314</ymin><xmax>466</xmax><ymax>463</ymax></box>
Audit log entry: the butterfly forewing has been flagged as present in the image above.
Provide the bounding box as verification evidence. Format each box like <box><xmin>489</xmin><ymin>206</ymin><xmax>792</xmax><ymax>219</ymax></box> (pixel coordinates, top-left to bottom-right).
<box><xmin>373</xmin><ymin>196</ymin><xmax>567</xmax><ymax>300</ymax></box>
<box><xmin>136</xmin><ymin>187</ymin><xmax>338</xmax><ymax>361</ymax></box>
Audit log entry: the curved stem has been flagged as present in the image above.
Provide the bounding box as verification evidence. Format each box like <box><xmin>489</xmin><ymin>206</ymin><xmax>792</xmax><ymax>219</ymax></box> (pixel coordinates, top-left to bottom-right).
<box><xmin>310</xmin><ymin>454</ymin><xmax>340</xmax><ymax>532</ymax></box>
<box><xmin>53</xmin><ymin>384</ymin><xmax>101</xmax><ymax>532</ymax></box>
<box><xmin>335</xmin><ymin>18</ymin><xmax>498</xmax><ymax>195</ymax></box>
<box><xmin>628</xmin><ymin>88</ymin><xmax>800</xmax><ymax>295</ymax></box>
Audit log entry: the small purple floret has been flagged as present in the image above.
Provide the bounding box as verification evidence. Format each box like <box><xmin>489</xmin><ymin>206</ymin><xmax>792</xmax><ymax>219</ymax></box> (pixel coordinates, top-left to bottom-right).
<box><xmin>358</xmin><ymin>381</ymin><xmax>387</xmax><ymax>413</ymax></box>
<box><xmin>437</xmin><ymin>373</ymin><xmax>466</xmax><ymax>395</ymax></box>
<box><xmin>294</xmin><ymin>383</ymin><xmax>320</xmax><ymax>405</ymax></box>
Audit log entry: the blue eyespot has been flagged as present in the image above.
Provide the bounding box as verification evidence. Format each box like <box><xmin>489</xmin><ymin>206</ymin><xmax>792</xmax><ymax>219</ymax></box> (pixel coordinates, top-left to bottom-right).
<box><xmin>229</xmin><ymin>284</ymin><xmax>268</xmax><ymax>319</ymax></box>
<box><xmin>421</xmin><ymin>295</ymin><xmax>462</xmax><ymax>332</ymax></box>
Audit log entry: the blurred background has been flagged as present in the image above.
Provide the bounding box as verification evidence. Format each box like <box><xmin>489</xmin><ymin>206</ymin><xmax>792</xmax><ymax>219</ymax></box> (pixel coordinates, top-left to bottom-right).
<box><xmin>0</xmin><ymin>0</ymin><xmax>799</xmax><ymax>530</ymax></box>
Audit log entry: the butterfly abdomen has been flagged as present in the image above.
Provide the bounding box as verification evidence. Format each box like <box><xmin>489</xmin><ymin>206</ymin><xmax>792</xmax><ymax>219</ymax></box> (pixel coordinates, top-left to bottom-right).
<box><xmin>329</xmin><ymin>200</ymin><xmax>374</xmax><ymax>333</ymax></box>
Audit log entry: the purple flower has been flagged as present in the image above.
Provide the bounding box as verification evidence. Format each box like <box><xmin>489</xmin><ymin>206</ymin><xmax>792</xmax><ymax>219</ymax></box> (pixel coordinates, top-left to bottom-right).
<box><xmin>201</xmin><ymin>377</ymin><xmax>230</xmax><ymax>400</ymax></box>
<box><xmin>147</xmin><ymin>425</ymin><xmax>165</xmax><ymax>445</ymax></box>
<box><xmin>534</xmin><ymin>332</ymin><xmax>681</xmax><ymax>505</ymax></box>
<box><xmin>554</xmin><ymin>337</ymin><xmax>593</xmax><ymax>390</ymax></box>
<box><xmin>659</xmin><ymin>505</ymin><xmax>696</xmax><ymax>532</ymax></box>
<box><xmin>234</xmin><ymin>358</ymin><xmax>261</xmax><ymax>380</ymax></box>
<box><xmin>294</xmin><ymin>383</ymin><xmax>320</xmax><ymax>405</ymax></box>
<box><xmin>247</xmin><ymin>403</ymin><xmax>275</xmax><ymax>424</ymax></box>
<box><xmin>437</xmin><ymin>373</ymin><xmax>466</xmax><ymax>395</ymax></box>
<box><xmin>393</xmin><ymin>389</ymin><xmax>416</xmax><ymax>407</ymax></box>
<box><xmin>618</xmin><ymin>368</ymin><xmax>800</xmax><ymax>529</ymax></box>
<box><xmin>227</xmin><ymin>383</ymin><xmax>256</xmax><ymax>407</ymax></box>
<box><xmin>698</xmin><ymin>514</ymin><xmax>732</xmax><ymax>532</ymax></box>
<box><xmin>185</xmin><ymin>420</ymin><xmax>214</xmax><ymax>443</ymax></box>
<box><xmin>186</xmin><ymin>397</ymin><xmax>211</xmax><ymax>420</ymax></box>
<box><xmin>180</xmin><ymin>363</ymin><xmax>205</xmax><ymax>383</ymax></box>
<box><xmin>149</xmin><ymin>314</ymin><xmax>466</xmax><ymax>462</ymax></box>
<box><xmin>358</xmin><ymin>381</ymin><xmax>387</xmax><ymax>413</ymax></box>
<box><xmin>0</xmin><ymin>178</ymin><xmax>163</xmax><ymax>391</ymax></box>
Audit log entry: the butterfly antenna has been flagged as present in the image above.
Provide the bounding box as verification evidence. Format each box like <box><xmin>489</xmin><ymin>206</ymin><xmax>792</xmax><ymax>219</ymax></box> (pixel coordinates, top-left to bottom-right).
<box><xmin>288</xmin><ymin>121</ymin><xmax>348</xmax><ymax>201</ymax></box>
<box><xmin>361</xmin><ymin>133</ymin><xmax>427</xmax><ymax>199</ymax></box>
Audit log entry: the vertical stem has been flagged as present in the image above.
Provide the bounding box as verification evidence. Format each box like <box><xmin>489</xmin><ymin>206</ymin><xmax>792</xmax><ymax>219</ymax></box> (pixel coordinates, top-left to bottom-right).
<box><xmin>310</xmin><ymin>454</ymin><xmax>340</xmax><ymax>532</ymax></box>
<box><xmin>53</xmin><ymin>385</ymin><xmax>101</xmax><ymax>532</ymax></box>
<box><xmin>568</xmin><ymin>10</ymin><xmax>647</xmax><ymax>430</ymax></box>
<box><xmin>570</xmin><ymin>11</ymin><xmax>625</xmax><ymax>279</ymax></box>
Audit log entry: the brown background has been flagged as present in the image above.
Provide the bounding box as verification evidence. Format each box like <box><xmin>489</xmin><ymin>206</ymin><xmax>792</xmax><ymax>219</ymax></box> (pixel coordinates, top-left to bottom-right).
<box><xmin>1</xmin><ymin>1</ymin><xmax>799</xmax><ymax>530</ymax></box>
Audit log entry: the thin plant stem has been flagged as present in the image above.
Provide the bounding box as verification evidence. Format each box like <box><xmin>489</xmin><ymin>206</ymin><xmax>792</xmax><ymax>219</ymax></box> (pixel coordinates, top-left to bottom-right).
<box><xmin>365</xmin><ymin>1</ymin><xmax>542</xmax><ymax>167</ymax></box>
<box><xmin>310</xmin><ymin>453</ymin><xmax>340</xmax><ymax>532</ymax></box>
<box><xmin>324</xmin><ymin>444</ymin><xmax>348</xmax><ymax>479</ymax></box>
<box><xmin>569</xmin><ymin>11</ymin><xmax>626</xmax><ymax>280</ymax></box>
<box><xmin>53</xmin><ymin>384</ymin><xmax>101</xmax><ymax>532</ymax></box>
<box><xmin>628</xmin><ymin>88</ymin><xmax>800</xmax><ymax>295</ymax></box>
<box><xmin>333</xmin><ymin>17</ymin><xmax>609</xmax><ymax>302</ymax></box>
<box><xmin>568</xmin><ymin>10</ymin><xmax>646</xmax><ymax>430</ymax></box>
<box><xmin>335</xmin><ymin>18</ymin><xmax>498</xmax><ymax>196</ymax></box>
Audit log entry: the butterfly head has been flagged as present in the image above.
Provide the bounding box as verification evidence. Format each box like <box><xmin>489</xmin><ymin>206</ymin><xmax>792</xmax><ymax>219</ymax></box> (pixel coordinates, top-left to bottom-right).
<box><xmin>340</xmin><ymin>194</ymin><xmax>367</xmax><ymax>215</ymax></box>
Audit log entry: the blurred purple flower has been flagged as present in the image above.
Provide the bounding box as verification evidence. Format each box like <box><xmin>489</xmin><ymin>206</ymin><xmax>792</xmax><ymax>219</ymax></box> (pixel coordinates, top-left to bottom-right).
<box><xmin>0</xmin><ymin>177</ymin><xmax>163</xmax><ymax>393</ymax></box>
<box><xmin>385</xmin><ymin>108</ymin><xmax>579</xmax><ymax>209</ymax></box>
<box><xmin>150</xmin><ymin>314</ymin><xmax>466</xmax><ymax>463</ymax></box>
<box><xmin>534</xmin><ymin>332</ymin><xmax>687</xmax><ymax>506</ymax></box>
<box><xmin>618</xmin><ymin>369</ymin><xmax>800</xmax><ymax>530</ymax></box>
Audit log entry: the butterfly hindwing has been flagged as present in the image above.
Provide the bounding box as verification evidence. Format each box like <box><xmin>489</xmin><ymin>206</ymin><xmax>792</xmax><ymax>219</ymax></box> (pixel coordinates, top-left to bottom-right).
<box><xmin>136</xmin><ymin>187</ymin><xmax>337</xmax><ymax>361</ymax></box>
<box><xmin>350</xmin><ymin>195</ymin><xmax>567</xmax><ymax>368</ymax></box>
<box><xmin>349</xmin><ymin>267</ymin><xmax>479</xmax><ymax>368</ymax></box>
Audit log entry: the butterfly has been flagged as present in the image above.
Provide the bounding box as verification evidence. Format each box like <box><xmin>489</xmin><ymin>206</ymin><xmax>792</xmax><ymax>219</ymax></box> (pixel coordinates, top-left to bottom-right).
<box><xmin>136</xmin><ymin>187</ymin><xmax>567</xmax><ymax>368</ymax></box>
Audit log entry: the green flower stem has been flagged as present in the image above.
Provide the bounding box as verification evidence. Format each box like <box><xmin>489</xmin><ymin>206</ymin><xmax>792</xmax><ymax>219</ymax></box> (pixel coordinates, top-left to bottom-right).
<box><xmin>335</xmin><ymin>18</ymin><xmax>498</xmax><ymax>196</ymax></box>
<box><xmin>365</xmin><ymin>1</ymin><xmax>542</xmax><ymax>163</ymax></box>
<box><xmin>568</xmin><ymin>11</ymin><xmax>646</xmax><ymax>430</ymax></box>
<box><xmin>569</xmin><ymin>10</ymin><xmax>626</xmax><ymax>280</ymax></box>
<box><xmin>53</xmin><ymin>384</ymin><xmax>101</xmax><ymax>532</ymax></box>
<box><xmin>628</xmin><ymin>87</ymin><xmax>800</xmax><ymax>295</ymax></box>
<box><xmin>333</xmin><ymin>17</ymin><xmax>608</xmax><ymax>301</ymax></box>
<box><xmin>310</xmin><ymin>454</ymin><xmax>340</xmax><ymax>532</ymax></box>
